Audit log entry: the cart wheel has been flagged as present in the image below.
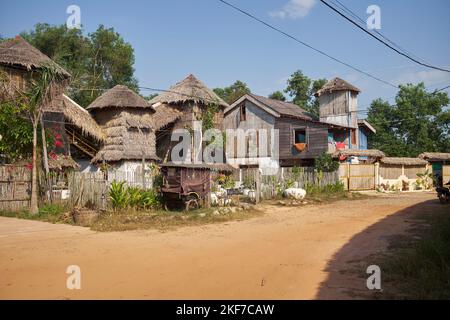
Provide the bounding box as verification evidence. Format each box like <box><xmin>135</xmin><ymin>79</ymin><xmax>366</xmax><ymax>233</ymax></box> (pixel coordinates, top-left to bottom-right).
<box><xmin>185</xmin><ymin>199</ymin><xmax>199</xmax><ymax>211</ymax></box>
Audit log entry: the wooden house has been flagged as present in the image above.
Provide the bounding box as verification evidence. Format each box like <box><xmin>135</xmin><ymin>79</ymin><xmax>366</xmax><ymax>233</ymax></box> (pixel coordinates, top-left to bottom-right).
<box><xmin>315</xmin><ymin>77</ymin><xmax>376</xmax><ymax>152</ymax></box>
<box><xmin>149</xmin><ymin>74</ymin><xmax>229</xmax><ymax>163</ymax></box>
<box><xmin>223</xmin><ymin>93</ymin><xmax>351</xmax><ymax>168</ymax></box>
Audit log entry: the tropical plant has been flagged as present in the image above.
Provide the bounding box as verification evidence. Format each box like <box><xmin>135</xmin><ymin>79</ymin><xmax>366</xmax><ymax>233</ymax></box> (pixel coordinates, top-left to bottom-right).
<box><xmin>127</xmin><ymin>186</ymin><xmax>142</xmax><ymax>208</ymax></box>
<box><xmin>109</xmin><ymin>181</ymin><xmax>129</xmax><ymax>209</ymax></box>
<box><xmin>416</xmin><ymin>169</ymin><xmax>434</xmax><ymax>190</ymax></box>
<box><xmin>140</xmin><ymin>189</ymin><xmax>160</xmax><ymax>209</ymax></box>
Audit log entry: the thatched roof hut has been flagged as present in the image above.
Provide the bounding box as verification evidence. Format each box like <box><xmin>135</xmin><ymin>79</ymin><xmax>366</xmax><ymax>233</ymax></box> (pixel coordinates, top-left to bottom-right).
<box><xmin>332</xmin><ymin>149</ymin><xmax>385</xmax><ymax>159</ymax></box>
<box><xmin>149</xmin><ymin>74</ymin><xmax>229</xmax><ymax>108</ymax></box>
<box><xmin>61</xmin><ymin>94</ymin><xmax>105</xmax><ymax>142</ymax></box>
<box><xmin>87</xmin><ymin>85</ymin><xmax>149</xmax><ymax>110</ymax></box>
<box><xmin>315</xmin><ymin>77</ymin><xmax>360</xmax><ymax>97</ymax></box>
<box><xmin>149</xmin><ymin>74</ymin><xmax>229</xmax><ymax>162</ymax></box>
<box><xmin>0</xmin><ymin>36</ymin><xmax>70</xmax><ymax>77</ymax></box>
<box><xmin>88</xmin><ymin>85</ymin><xmax>159</xmax><ymax>164</ymax></box>
<box><xmin>380</xmin><ymin>157</ymin><xmax>428</xmax><ymax>166</ymax></box>
<box><xmin>418</xmin><ymin>152</ymin><xmax>450</xmax><ymax>162</ymax></box>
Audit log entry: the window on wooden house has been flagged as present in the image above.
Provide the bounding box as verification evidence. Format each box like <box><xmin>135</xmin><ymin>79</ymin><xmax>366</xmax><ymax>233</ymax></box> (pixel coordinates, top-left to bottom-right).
<box><xmin>294</xmin><ymin>129</ymin><xmax>306</xmax><ymax>144</ymax></box>
<box><xmin>293</xmin><ymin>129</ymin><xmax>307</xmax><ymax>152</ymax></box>
<box><xmin>239</xmin><ymin>104</ymin><xmax>246</xmax><ymax>122</ymax></box>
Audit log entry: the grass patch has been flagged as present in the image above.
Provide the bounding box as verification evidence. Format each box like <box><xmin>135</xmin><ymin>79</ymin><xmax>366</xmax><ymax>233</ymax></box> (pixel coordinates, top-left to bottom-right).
<box><xmin>378</xmin><ymin>207</ymin><xmax>450</xmax><ymax>299</ymax></box>
<box><xmin>90</xmin><ymin>207</ymin><xmax>263</xmax><ymax>232</ymax></box>
<box><xmin>0</xmin><ymin>203</ymin><xmax>70</xmax><ymax>224</ymax></box>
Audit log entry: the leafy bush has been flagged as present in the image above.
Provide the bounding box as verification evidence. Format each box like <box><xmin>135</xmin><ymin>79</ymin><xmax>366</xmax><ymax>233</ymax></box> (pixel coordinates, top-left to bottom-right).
<box><xmin>109</xmin><ymin>181</ymin><xmax>129</xmax><ymax>209</ymax></box>
<box><xmin>315</xmin><ymin>152</ymin><xmax>339</xmax><ymax>172</ymax></box>
<box><xmin>140</xmin><ymin>189</ymin><xmax>160</xmax><ymax>209</ymax></box>
<box><xmin>109</xmin><ymin>181</ymin><xmax>161</xmax><ymax>210</ymax></box>
<box><xmin>304</xmin><ymin>181</ymin><xmax>345</xmax><ymax>195</ymax></box>
<box><xmin>127</xmin><ymin>186</ymin><xmax>142</xmax><ymax>208</ymax></box>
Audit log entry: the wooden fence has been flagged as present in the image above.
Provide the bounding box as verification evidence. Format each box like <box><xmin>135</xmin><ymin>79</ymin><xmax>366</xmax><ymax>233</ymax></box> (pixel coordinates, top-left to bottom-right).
<box><xmin>236</xmin><ymin>167</ymin><xmax>340</xmax><ymax>200</ymax></box>
<box><xmin>67</xmin><ymin>169</ymin><xmax>157</xmax><ymax>210</ymax></box>
<box><xmin>339</xmin><ymin>163</ymin><xmax>376</xmax><ymax>190</ymax></box>
<box><xmin>0</xmin><ymin>165</ymin><xmax>31</xmax><ymax>211</ymax></box>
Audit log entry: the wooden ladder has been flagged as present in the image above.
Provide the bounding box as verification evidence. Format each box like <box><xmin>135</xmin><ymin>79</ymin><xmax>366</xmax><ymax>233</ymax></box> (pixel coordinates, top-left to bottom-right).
<box><xmin>66</xmin><ymin>128</ymin><xmax>98</xmax><ymax>158</ymax></box>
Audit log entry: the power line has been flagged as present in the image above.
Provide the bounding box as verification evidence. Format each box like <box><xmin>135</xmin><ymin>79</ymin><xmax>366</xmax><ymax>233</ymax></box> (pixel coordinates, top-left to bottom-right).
<box><xmin>330</xmin><ymin>0</ymin><xmax>430</xmax><ymax>66</ymax></box>
<box><xmin>320</xmin><ymin>0</ymin><xmax>450</xmax><ymax>73</ymax></box>
<box><xmin>217</xmin><ymin>0</ymin><xmax>398</xmax><ymax>89</ymax></box>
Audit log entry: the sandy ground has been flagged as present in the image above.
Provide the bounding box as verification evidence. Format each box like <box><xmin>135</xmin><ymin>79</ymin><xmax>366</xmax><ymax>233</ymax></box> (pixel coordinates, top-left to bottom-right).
<box><xmin>0</xmin><ymin>192</ymin><xmax>440</xmax><ymax>299</ymax></box>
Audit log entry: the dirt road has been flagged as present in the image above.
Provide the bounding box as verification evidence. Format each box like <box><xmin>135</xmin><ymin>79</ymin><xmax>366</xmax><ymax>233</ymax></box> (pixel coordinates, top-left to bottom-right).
<box><xmin>0</xmin><ymin>192</ymin><xmax>440</xmax><ymax>299</ymax></box>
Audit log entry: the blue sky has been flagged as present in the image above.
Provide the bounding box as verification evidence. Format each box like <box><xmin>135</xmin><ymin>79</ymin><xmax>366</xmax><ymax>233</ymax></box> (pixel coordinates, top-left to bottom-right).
<box><xmin>1</xmin><ymin>0</ymin><xmax>450</xmax><ymax>112</ymax></box>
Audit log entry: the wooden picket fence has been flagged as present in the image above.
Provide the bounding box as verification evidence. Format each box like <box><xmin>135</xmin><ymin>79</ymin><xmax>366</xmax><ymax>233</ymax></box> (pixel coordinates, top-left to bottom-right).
<box><xmin>67</xmin><ymin>169</ymin><xmax>158</xmax><ymax>210</ymax></box>
<box><xmin>236</xmin><ymin>167</ymin><xmax>340</xmax><ymax>200</ymax></box>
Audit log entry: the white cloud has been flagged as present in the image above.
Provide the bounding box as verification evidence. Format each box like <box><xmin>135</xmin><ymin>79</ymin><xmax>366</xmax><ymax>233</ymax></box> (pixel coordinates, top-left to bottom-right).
<box><xmin>270</xmin><ymin>0</ymin><xmax>316</xmax><ymax>19</ymax></box>
<box><xmin>393</xmin><ymin>69</ymin><xmax>450</xmax><ymax>87</ymax></box>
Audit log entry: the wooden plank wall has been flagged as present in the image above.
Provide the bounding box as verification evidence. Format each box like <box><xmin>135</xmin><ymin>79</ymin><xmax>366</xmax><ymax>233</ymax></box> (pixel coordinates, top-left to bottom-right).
<box><xmin>275</xmin><ymin>117</ymin><xmax>328</xmax><ymax>160</ymax></box>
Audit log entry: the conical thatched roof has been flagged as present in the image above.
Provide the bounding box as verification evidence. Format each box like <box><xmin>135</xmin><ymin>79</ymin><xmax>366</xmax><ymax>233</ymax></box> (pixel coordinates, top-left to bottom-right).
<box><xmin>315</xmin><ymin>77</ymin><xmax>360</xmax><ymax>97</ymax></box>
<box><xmin>0</xmin><ymin>36</ymin><xmax>70</xmax><ymax>77</ymax></box>
<box><xmin>87</xmin><ymin>85</ymin><xmax>151</xmax><ymax>110</ymax></box>
<box><xmin>62</xmin><ymin>94</ymin><xmax>105</xmax><ymax>142</ymax></box>
<box><xmin>149</xmin><ymin>74</ymin><xmax>229</xmax><ymax>108</ymax></box>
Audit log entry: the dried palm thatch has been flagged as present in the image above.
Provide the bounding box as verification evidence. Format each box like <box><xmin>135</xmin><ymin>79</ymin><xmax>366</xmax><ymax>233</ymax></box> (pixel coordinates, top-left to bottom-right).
<box><xmin>91</xmin><ymin>109</ymin><xmax>159</xmax><ymax>164</ymax></box>
<box><xmin>61</xmin><ymin>94</ymin><xmax>105</xmax><ymax>142</ymax></box>
<box><xmin>332</xmin><ymin>149</ymin><xmax>385</xmax><ymax>158</ymax></box>
<box><xmin>48</xmin><ymin>154</ymin><xmax>78</xmax><ymax>170</ymax></box>
<box><xmin>149</xmin><ymin>74</ymin><xmax>229</xmax><ymax>108</ymax></box>
<box><xmin>380</xmin><ymin>157</ymin><xmax>428</xmax><ymax>166</ymax></box>
<box><xmin>315</xmin><ymin>77</ymin><xmax>360</xmax><ymax>96</ymax></box>
<box><xmin>0</xmin><ymin>36</ymin><xmax>70</xmax><ymax>77</ymax></box>
<box><xmin>151</xmin><ymin>103</ymin><xmax>182</xmax><ymax>130</ymax></box>
<box><xmin>418</xmin><ymin>152</ymin><xmax>450</xmax><ymax>161</ymax></box>
<box><xmin>87</xmin><ymin>85</ymin><xmax>150</xmax><ymax>110</ymax></box>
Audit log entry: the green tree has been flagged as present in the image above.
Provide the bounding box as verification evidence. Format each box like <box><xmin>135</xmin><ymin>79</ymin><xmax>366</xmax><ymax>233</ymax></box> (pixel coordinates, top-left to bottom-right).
<box><xmin>21</xmin><ymin>24</ymin><xmax>138</xmax><ymax>106</ymax></box>
<box><xmin>213</xmin><ymin>80</ymin><xmax>251</xmax><ymax>104</ymax></box>
<box><xmin>315</xmin><ymin>152</ymin><xmax>339</xmax><ymax>172</ymax></box>
<box><xmin>310</xmin><ymin>78</ymin><xmax>327</xmax><ymax>115</ymax></box>
<box><xmin>284</xmin><ymin>70</ymin><xmax>326</xmax><ymax>118</ymax></box>
<box><xmin>367</xmin><ymin>83</ymin><xmax>450</xmax><ymax>157</ymax></box>
<box><xmin>0</xmin><ymin>100</ymin><xmax>34</xmax><ymax>161</ymax></box>
<box><xmin>268</xmin><ymin>91</ymin><xmax>286</xmax><ymax>101</ymax></box>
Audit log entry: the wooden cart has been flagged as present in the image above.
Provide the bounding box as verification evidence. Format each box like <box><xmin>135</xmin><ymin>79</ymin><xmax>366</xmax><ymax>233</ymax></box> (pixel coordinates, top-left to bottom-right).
<box><xmin>160</xmin><ymin>162</ymin><xmax>234</xmax><ymax>211</ymax></box>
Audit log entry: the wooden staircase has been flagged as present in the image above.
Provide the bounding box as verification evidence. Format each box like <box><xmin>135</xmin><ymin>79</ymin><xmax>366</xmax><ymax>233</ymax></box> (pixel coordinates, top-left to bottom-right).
<box><xmin>66</xmin><ymin>128</ymin><xmax>99</xmax><ymax>158</ymax></box>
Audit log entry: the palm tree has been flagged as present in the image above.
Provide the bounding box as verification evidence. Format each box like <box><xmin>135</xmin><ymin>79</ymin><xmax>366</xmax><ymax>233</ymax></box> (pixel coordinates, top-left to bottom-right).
<box><xmin>23</xmin><ymin>64</ymin><xmax>66</xmax><ymax>214</ymax></box>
